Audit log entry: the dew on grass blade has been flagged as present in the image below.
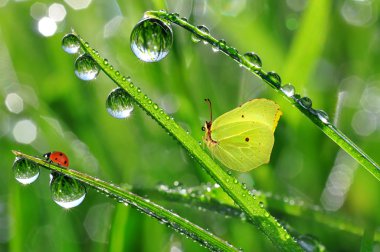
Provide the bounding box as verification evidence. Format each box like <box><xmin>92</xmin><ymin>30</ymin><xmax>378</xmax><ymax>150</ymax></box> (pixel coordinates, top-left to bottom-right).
<box><xmin>50</xmin><ymin>173</ymin><xmax>86</xmax><ymax>209</ymax></box>
<box><xmin>106</xmin><ymin>87</ymin><xmax>134</xmax><ymax>119</ymax></box>
<box><xmin>243</xmin><ymin>52</ymin><xmax>262</xmax><ymax>69</ymax></box>
<box><xmin>281</xmin><ymin>84</ymin><xmax>295</xmax><ymax>97</ymax></box>
<box><xmin>62</xmin><ymin>33</ymin><xmax>80</xmax><ymax>54</ymax></box>
<box><xmin>74</xmin><ymin>54</ymin><xmax>100</xmax><ymax>81</ymax></box>
<box><xmin>316</xmin><ymin>110</ymin><xmax>330</xmax><ymax>124</ymax></box>
<box><xmin>130</xmin><ymin>18</ymin><xmax>173</xmax><ymax>62</ymax></box>
<box><xmin>266</xmin><ymin>71</ymin><xmax>282</xmax><ymax>88</ymax></box>
<box><xmin>299</xmin><ymin>97</ymin><xmax>312</xmax><ymax>109</ymax></box>
<box><xmin>191</xmin><ymin>25</ymin><xmax>210</xmax><ymax>43</ymax></box>
<box><xmin>13</xmin><ymin>157</ymin><xmax>40</xmax><ymax>185</ymax></box>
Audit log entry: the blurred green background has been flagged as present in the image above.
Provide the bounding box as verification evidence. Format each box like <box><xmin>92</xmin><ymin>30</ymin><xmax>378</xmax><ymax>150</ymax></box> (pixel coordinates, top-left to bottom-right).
<box><xmin>1</xmin><ymin>0</ymin><xmax>380</xmax><ymax>251</ymax></box>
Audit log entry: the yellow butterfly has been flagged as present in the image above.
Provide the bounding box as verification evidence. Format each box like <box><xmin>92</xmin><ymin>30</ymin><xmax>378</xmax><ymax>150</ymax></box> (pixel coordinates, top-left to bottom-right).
<box><xmin>203</xmin><ymin>99</ymin><xmax>282</xmax><ymax>172</ymax></box>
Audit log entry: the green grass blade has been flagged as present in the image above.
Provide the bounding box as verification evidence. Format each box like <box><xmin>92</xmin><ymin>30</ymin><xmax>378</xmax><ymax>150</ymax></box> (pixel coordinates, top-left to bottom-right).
<box><xmin>73</xmin><ymin>34</ymin><xmax>303</xmax><ymax>251</ymax></box>
<box><xmin>146</xmin><ymin>10</ymin><xmax>380</xmax><ymax>183</ymax></box>
<box><xmin>11</xmin><ymin>151</ymin><xmax>240</xmax><ymax>252</ymax></box>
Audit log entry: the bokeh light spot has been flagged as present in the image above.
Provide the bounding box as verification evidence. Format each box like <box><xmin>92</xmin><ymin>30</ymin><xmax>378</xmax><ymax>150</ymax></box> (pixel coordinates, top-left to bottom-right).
<box><xmin>38</xmin><ymin>17</ymin><xmax>57</xmax><ymax>37</ymax></box>
<box><xmin>12</xmin><ymin>119</ymin><xmax>37</xmax><ymax>144</ymax></box>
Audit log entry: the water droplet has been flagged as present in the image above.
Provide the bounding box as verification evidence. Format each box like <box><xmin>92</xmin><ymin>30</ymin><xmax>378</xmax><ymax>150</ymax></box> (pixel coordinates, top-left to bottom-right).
<box><xmin>106</xmin><ymin>87</ymin><xmax>134</xmax><ymax>119</ymax></box>
<box><xmin>217</xmin><ymin>39</ymin><xmax>227</xmax><ymax>50</ymax></box>
<box><xmin>212</xmin><ymin>44</ymin><xmax>219</xmax><ymax>52</ymax></box>
<box><xmin>50</xmin><ymin>173</ymin><xmax>86</xmax><ymax>209</ymax></box>
<box><xmin>74</xmin><ymin>54</ymin><xmax>100</xmax><ymax>81</ymax></box>
<box><xmin>227</xmin><ymin>47</ymin><xmax>240</xmax><ymax>61</ymax></box>
<box><xmin>191</xmin><ymin>25</ymin><xmax>210</xmax><ymax>43</ymax></box>
<box><xmin>266</xmin><ymin>71</ymin><xmax>282</xmax><ymax>88</ymax></box>
<box><xmin>259</xmin><ymin>201</ymin><xmax>264</xmax><ymax>208</ymax></box>
<box><xmin>316</xmin><ymin>109</ymin><xmax>330</xmax><ymax>124</ymax></box>
<box><xmin>13</xmin><ymin>158</ymin><xmax>40</xmax><ymax>185</ymax></box>
<box><xmin>115</xmin><ymin>71</ymin><xmax>120</xmax><ymax>76</ymax></box>
<box><xmin>130</xmin><ymin>18</ymin><xmax>173</xmax><ymax>62</ymax></box>
<box><xmin>297</xmin><ymin>234</ymin><xmax>325</xmax><ymax>252</ymax></box>
<box><xmin>281</xmin><ymin>84</ymin><xmax>295</xmax><ymax>97</ymax></box>
<box><xmin>243</xmin><ymin>52</ymin><xmax>262</xmax><ymax>69</ymax></box>
<box><xmin>233</xmin><ymin>179</ymin><xmax>238</xmax><ymax>184</ymax></box>
<box><xmin>61</xmin><ymin>33</ymin><xmax>80</xmax><ymax>54</ymax></box>
<box><xmin>299</xmin><ymin>97</ymin><xmax>312</xmax><ymax>108</ymax></box>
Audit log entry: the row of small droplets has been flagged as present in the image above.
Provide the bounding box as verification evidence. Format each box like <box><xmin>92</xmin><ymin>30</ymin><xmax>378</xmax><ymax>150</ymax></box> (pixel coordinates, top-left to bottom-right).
<box><xmin>157</xmin><ymin>11</ymin><xmax>331</xmax><ymax>126</ymax></box>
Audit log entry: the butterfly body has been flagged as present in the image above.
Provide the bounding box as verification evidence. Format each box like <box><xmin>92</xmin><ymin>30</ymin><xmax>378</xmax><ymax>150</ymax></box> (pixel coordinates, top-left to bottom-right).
<box><xmin>203</xmin><ymin>99</ymin><xmax>282</xmax><ymax>172</ymax></box>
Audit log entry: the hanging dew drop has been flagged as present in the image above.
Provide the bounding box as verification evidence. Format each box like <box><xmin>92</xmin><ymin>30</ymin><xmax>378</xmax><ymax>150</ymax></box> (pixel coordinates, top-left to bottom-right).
<box><xmin>106</xmin><ymin>87</ymin><xmax>134</xmax><ymax>119</ymax></box>
<box><xmin>299</xmin><ymin>97</ymin><xmax>312</xmax><ymax>109</ymax></box>
<box><xmin>243</xmin><ymin>52</ymin><xmax>262</xmax><ymax>69</ymax></box>
<box><xmin>266</xmin><ymin>71</ymin><xmax>282</xmax><ymax>88</ymax></box>
<box><xmin>50</xmin><ymin>173</ymin><xmax>86</xmax><ymax>209</ymax></box>
<box><xmin>13</xmin><ymin>157</ymin><xmax>40</xmax><ymax>185</ymax></box>
<box><xmin>62</xmin><ymin>33</ymin><xmax>81</xmax><ymax>54</ymax></box>
<box><xmin>281</xmin><ymin>84</ymin><xmax>295</xmax><ymax>97</ymax></box>
<box><xmin>130</xmin><ymin>18</ymin><xmax>173</xmax><ymax>62</ymax></box>
<box><xmin>74</xmin><ymin>54</ymin><xmax>100</xmax><ymax>81</ymax></box>
<box><xmin>212</xmin><ymin>43</ymin><xmax>219</xmax><ymax>52</ymax></box>
<box><xmin>316</xmin><ymin>109</ymin><xmax>330</xmax><ymax>124</ymax></box>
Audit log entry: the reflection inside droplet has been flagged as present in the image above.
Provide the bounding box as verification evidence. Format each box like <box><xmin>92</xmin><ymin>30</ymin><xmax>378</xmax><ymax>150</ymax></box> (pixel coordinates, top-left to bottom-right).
<box><xmin>130</xmin><ymin>18</ymin><xmax>173</xmax><ymax>62</ymax></box>
<box><xmin>74</xmin><ymin>54</ymin><xmax>100</xmax><ymax>81</ymax></box>
<box><xmin>13</xmin><ymin>157</ymin><xmax>40</xmax><ymax>185</ymax></box>
<box><xmin>50</xmin><ymin>173</ymin><xmax>87</xmax><ymax>209</ymax></box>
<box><xmin>106</xmin><ymin>88</ymin><xmax>134</xmax><ymax>119</ymax></box>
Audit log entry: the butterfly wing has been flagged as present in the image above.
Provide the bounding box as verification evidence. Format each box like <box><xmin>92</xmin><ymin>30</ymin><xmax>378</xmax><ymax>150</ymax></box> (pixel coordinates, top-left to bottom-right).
<box><xmin>212</xmin><ymin>99</ymin><xmax>282</xmax><ymax>133</ymax></box>
<box><xmin>209</xmin><ymin>121</ymin><xmax>274</xmax><ymax>172</ymax></box>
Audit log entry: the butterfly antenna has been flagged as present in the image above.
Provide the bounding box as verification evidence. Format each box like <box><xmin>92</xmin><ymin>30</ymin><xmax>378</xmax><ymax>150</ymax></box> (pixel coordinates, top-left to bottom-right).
<box><xmin>204</xmin><ymin>98</ymin><xmax>213</xmax><ymax>123</ymax></box>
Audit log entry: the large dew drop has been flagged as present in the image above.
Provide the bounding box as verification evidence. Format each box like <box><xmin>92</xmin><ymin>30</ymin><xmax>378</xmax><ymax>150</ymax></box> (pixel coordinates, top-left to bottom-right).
<box><xmin>13</xmin><ymin>157</ymin><xmax>40</xmax><ymax>185</ymax></box>
<box><xmin>74</xmin><ymin>54</ymin><xmax>100</xmax><ymax>81</ymax></box>
<box><xmin>130</xmin><ymin>18</ymin><xmax>173</xmax><ymax>62</ymax></box>
<box><xmin>62</xmin><ymin>33</ymin><xmax>81</xmax><ymax>54</ymax></box>
<box><xmin>243</xmin><ymin>52</ymin><xmax>262</xmax><ymax>69</ymax></box>
<box><xmin>50</xmin><ymin>173</ymin><xmax>86</xmax><ymax>209</ymax></box>
<box><xmin>106</xmin><ymin>87</ymin><xmax>134</xmax><ymax>119</ymax></box>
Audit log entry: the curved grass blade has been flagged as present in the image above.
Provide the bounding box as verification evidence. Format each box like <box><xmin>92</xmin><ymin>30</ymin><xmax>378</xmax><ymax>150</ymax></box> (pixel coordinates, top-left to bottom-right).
<box><xmin>11</xmin><ymin>151</ymin><xmax>239</xmax><ymax>252</ymax></box>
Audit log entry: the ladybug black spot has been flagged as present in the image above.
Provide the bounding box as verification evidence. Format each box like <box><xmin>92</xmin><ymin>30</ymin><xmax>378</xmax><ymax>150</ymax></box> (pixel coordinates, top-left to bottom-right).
<box><xmin>241</xmin><ymin>115</ymin><xmax>245</xmax><ymax>118</ymax></box>
<box><xmin>59</xmin><ymin>153</ymin><xmax>63</xmax><ymax>156</ymax></box>
<box><xmin>54</xmin><ymin>158</ymin><xmax>58</xmax><ymax>160</ymax></box>
<box><xmin>245</xmin><ymin>137</ymin><xmax>250</xmax><ymax>142</ymax></box>
<box><xmin>64</xmin><ymin>161</ymin><xmax>67</xmax><ymax>164</ymax></box>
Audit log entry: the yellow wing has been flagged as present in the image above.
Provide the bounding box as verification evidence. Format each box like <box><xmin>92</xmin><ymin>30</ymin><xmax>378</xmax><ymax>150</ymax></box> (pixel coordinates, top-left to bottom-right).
<box><xmin>209</xmin><ymin>121</ymin><xmax>274</xmax><ymax>172</ymax></box>
<box><xmin>212</xmin><ymin>99</ymin><xmax>282</xmax><ymax>133</ymax></box>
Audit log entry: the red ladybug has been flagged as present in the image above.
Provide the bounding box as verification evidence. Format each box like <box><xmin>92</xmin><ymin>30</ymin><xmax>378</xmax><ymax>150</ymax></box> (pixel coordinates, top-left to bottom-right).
<box><xmin>43</xmin><ymin>151</ymin><xmax>69</xmax><ymax>167</ymax></box>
